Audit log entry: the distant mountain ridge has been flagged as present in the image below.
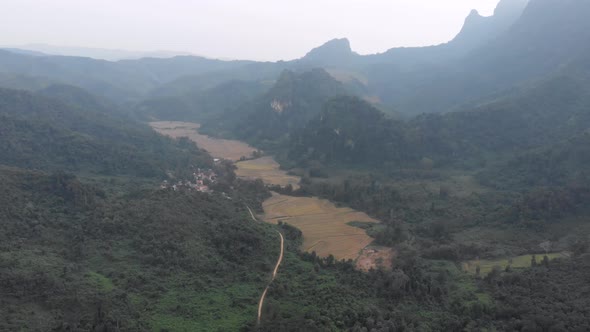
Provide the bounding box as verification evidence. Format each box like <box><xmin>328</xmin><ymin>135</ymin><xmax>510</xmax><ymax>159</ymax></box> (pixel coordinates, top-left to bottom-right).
<box><xmin>4</xmin><ymin>44</ymin><xmax>199</xmax><ymax>61</ymax></box>
<box><xmin>3</xmin><ymin>0</ymin><xmax>588</xmax><ymax>119</ymax></box>
<box><xmin>0</xmin><ymin>87</ymin><xmax>211</xmax><ymax>177</ymax></box>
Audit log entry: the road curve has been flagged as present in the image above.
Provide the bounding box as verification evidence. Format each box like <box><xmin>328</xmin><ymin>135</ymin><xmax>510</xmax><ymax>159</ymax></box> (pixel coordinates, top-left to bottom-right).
<box><xmin>247</xmin><ymin>206</ymin><xmax>284</xmax><ymax>326</ymax></box>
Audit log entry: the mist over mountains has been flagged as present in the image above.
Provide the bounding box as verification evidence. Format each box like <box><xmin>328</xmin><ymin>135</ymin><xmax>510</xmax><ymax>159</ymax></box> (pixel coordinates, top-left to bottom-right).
<box><xmin>3</xmin><ymin>0</ymin><xmax>590</xmax><ymax>331</ymax></box>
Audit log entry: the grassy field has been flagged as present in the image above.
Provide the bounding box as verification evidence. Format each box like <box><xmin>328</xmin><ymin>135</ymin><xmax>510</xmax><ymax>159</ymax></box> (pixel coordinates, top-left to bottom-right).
<box><xmin>462</xmin><ymin>252</ymin><xmax>569</xmax><ymax>275</ymax></box>
<box><xmin>236</xmin><ymin>157</ymin><xmax>301</xmax><ymax>189</ymax></box>
<box><xmin>150</xmin><ymin>121</ymin><xmax>256</xmax><ymax>161</ymax></box>
<box><xmin>262</xmin><ymin>193</ymin><xmax>379</xmax><ymax>261</ymax></box>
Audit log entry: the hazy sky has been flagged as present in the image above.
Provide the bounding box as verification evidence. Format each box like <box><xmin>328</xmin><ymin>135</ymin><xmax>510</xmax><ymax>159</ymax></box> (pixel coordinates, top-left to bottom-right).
<box><xmin>1</xmin><ymin>0</ymin><xmax>501</xmax><ymax>61</ymax></box>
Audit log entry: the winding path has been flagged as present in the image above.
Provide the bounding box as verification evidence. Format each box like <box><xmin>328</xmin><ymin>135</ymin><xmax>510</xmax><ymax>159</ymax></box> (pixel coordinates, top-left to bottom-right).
<box><xmin>247</xmin><ymin>206</ymin><xmax>284</xmax><ymax>326</ymax></box>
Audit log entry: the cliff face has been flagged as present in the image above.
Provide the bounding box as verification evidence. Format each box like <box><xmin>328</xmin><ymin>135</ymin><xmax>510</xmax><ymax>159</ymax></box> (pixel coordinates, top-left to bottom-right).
<box><xmin>301</xmin><ymin>38</ymin><xmax>358</xmax><ymax>67</ymax></box>
<box><xmin>445</xmin><ymin>0</ymin><xmax>530</xmax><ymax>53</ymax></box>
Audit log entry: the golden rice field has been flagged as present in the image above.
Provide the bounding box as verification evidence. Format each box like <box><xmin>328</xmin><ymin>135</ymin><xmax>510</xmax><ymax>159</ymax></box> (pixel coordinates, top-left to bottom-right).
<box><xmin>236</xmin><ymin>157</ymin><xmax>300</xmax><ymax>189</ymax></box>
<box><xmin>151</xmin><ymin>121</ymin><xmax>378</xmax><ymax>264</ymax></box>
<box><xmin>462</xmin><ymin>252</ymin><xmax>569</xmax><ymax>275</ymax></box>
<box><xmin>149</xmin><ymin>121</ymin><xmax>256</xmax><ymax>161</ymax></box>
<box><xmin>262</xmin><ymin>192</ymin><xmax>379</xmax><ymax>261</ymax></box>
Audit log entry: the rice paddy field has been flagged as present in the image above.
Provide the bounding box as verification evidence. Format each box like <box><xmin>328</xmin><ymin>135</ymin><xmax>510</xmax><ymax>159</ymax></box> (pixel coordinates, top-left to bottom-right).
<box><xmin>150</xmin><ymin>121</ymin><xmax>380</xmax><ymax>264</ymax></box>
<box><xmin>462</xmin><ymin>252</ymin><xmax>569</xmax><ymax>275</ymax></box>
<box><xmin>150</xmin><ymin>121</ymin><xmax>257</xmax><ymax>161</ymax></box>
<box><xmin>262</xmin><ymin>192</ymin><xmax>379</xmax><ymax>261</ymax></box>
<box><xmin>236</xmin><ymin>157</ymin><xmax>300</xmax><ymax>189</ymax></box>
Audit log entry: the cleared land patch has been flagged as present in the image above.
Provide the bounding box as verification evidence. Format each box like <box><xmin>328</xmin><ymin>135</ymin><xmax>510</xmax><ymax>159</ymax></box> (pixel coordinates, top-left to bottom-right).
<box><xmin>236</xmin><ymin>157</ymin><xmax>300</xmax><ymax>189</ymax></box>
<box><xmin>462</xmin><ymin>252</ymin><xmax>569</xmax><ymax>276</ymax></box>
<box><xmin>356</xmin><ymin>246</ymin><xmax>395</xmax><ymax>272</ymax></box>
<box><xmin>150</xmin><ymin>121</ymin><xmax>256</xmax><ymax>161</ymax></box>
<box><xmin>262</xmin><ymin>193</ymin><xmax>379</xmax><ymax>261</ymax></box>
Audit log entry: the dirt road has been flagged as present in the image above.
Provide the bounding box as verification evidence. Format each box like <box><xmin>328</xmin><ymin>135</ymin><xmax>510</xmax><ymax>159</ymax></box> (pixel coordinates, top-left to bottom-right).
<box><xmin>247</xmin><ymin>206</ymin><xmax>284</xmax><ymax>326</ymax></box>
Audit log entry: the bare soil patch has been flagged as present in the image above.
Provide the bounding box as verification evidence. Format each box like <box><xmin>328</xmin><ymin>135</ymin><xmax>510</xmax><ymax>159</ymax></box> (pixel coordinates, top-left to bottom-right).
<box><xmin>356</xmin><ymin>246</ymin><xmax>396</xmax><ymax>272</ymax></box>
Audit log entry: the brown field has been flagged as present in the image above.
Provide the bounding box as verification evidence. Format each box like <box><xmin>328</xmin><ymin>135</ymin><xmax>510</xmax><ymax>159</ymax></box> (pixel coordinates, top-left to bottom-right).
<box><xmin>236</xmin><ymin>157</ymin><xmax>300</xmax><ymax>189</ymax></box>
<box><xmin>149</xmin><ymin>121</ymin><xmax>256</xmax><ymax>161</ymax></box>
<box><xmin>262</xmin><ymin>192</ymin><xmax>379</xmax><ymax>261</ymax></box>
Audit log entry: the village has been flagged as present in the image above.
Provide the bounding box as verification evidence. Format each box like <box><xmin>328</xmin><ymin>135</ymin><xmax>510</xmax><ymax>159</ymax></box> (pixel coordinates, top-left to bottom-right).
<box><xmin>160</xmin><ymin>167</ymin><xmax>218</xmax><ymax>193</ymax></box>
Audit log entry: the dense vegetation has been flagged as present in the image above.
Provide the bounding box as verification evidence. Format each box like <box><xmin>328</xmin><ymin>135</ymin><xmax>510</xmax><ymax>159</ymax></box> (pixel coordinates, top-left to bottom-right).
<box><xmin>0</xmin><ymin>166</ymin><xmax>279</xmax><ymax>331</ymax></box>
<box><xmin>3</xmin><ymin>0</ymin><xmax>590</xmax><ymax>331</ymax></box>
<box><xmin>200</xmin><ymin>69</ymin><xmax>348</xmax><ymax>148</ymax></box>
<box><xmin>0</xmin><ymin>88</ymin><xmax>212</xmax><ymax>178</ymax></box>
<box><xmin>135</xmin><ymin>80</ymin><xmax>269</xmax><ymax>123</ymax></box>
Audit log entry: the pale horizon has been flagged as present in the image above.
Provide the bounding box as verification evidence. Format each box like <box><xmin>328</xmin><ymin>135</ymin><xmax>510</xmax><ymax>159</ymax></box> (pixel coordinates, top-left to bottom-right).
<box><xmin>1</xmin><ymin>0</ymin><xmax>503</xmax><ymax>61</ymax></box>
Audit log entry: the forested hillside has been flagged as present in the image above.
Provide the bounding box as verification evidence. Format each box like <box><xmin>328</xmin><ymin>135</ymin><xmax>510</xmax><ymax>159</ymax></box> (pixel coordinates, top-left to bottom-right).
<box><xmin>200</xmin><ymin>69</ymin><xmax>347</xmax><ymax>147</ymax></box>
<box><xmin>0</xmin><ymin>88</ymin><xmax>211</xmax><ymax>178</ymax></box>
<box><xmin>286</xmin><ymin>53</ymin><xmax>590</xmax><ymax>172</ymax></box>
<box><xmin>135</xmin><ymin>80</ymin><xmax>269</xmax><ymax>122</ymax></box>
<box><xmin>4</xmin><ymin>0</ymin><xmax>590</xmax><ymax>331</ymax></box>
<box><xmin>0</xmin><ymin>50</ymin><xmax>252</xmax><ymax>103</ymax></box>
<box><xmin>287</xmin><ymin>96</ymin><xmax>408</xmax><ymax>167</ymax></box>
<box><xmin>367</xmin><ymin>0</ymin><xmax>590</xmax><ymax>114</ymax></box>
<box><xmin>0</xmin><ymin>166</ymin><xmax>280</xmax><ymax>331</ymax></box>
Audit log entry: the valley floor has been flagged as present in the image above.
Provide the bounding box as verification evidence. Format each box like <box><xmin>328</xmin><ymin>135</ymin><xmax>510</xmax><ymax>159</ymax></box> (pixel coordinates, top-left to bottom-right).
<box><xmin>150</xmin><ymin>121</ymin><xmax>388</xmax><ymax>265</ymax></box>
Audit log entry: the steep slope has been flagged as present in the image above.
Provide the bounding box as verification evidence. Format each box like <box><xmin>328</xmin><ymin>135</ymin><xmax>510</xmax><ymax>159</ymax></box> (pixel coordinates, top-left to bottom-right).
<box><xmin>0</xmin><ymin>50</ymin><xmax>252</xmax><ymax>103</ymax></box>
<box><xmin>365</xmin><ymin>0</ymin><xmax>528</xmax><ymax>67</ymax></box>
<box><xmin>0</xmin><ymin>88</ymin><xmax>210</xmax><ymax>177</ymax></box>
<box><xmin>37</xmin><ymin>84</ymin><xmax>120</xmax><ymax>115</ymax></box>
<box><xmin>135</xmin><ymin>80</ymin><xmax>269</xmax><ymax>122</ymax></box>
<box><xmin>0</xmin><ymin>166</ymin><xmax>278</xmax><ymax>331</ymax></box>
<box><xmin>407</xmin><ymin>61</ymin><xmax>590</xmax><ymax>164</ymax></box>
<box><xmin>150</xmin><ymin>61</ymin><xmax>287</xmax><ymax>97</ymax></box>
<box><xmin>479</xmin><ymin>132</ymin><xmax>590</xmax><ymax>189</ymax></box>
<box><xmin>288</xmin><ymin>96</ymin><xmax>407</xmax><ymax>166</ymax></box>
<box><xmin>300</xmin><ymin>38</ymin><xmax>360</xmax><ymax>67</ymax></box>
<box><xmin>369</xmin><ymin>0</ymin><xmax>590</xmax><ymax>114</ymax></box>
<box><xmin>201</xmin><ymin>69</ymin><xmax>347</xmax><ymax>146</ymax></box>
<box><xmin>285</xmin><ymin>54</ymin><xmax>590</xmax><ymax>170</ymax></box>
<box><xmin>0</xmin><ymin>73</ymin><xmax>57</xmax><ymax>91</ymax></box>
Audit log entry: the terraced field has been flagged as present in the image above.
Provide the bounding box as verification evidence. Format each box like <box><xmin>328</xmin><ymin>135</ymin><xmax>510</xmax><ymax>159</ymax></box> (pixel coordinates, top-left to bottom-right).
<box><xmin>262</xmin><ymin>193</ymin><xmax>379</xmax><ymax>260</ymax></box>
<box><xmin>150</xmin><ymin>121</ymin><xmax>256</xmax><ymax>161</ymax></box>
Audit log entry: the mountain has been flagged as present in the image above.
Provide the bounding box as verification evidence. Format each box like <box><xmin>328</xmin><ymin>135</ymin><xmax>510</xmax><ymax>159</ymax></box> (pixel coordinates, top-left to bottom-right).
<box><xmin>285</xmin><ymin>52</ymin><xmax>590</xmax><ymax>171</ymax></box>
<box><xmin>201</xmin><ymin>68</ymin><xmax>347</xmax><ymax>146</ymax></box>
<box><xmin>150</xmin><ymin>61</ymin><xmax>287</xmax><ymax>98</ymax></box>
<box><xmin>365</xmin><ymin>0</ymin><xmax>529</xmax><ymax>67</ymax></box>
<box><xmin>37</xmin><ymin>84</ymin><xmax>119</xmax><ymax>114</ymax></box>
<box><xmin>0</xmin><ymin>165</ymin><xmax>279</xmax><ymax>331</ymax></box>
<box><xmin>0</xmin><ymin>50</ymin><xmax>253</xmax><ymax>103</ymax></box>
<box><xmin>0</xmin><ymin>48</ymin><xmax>47</xmax><ymax>56</ymax></box>
<box><xmin>368</xmin><ymin>0</ymin><xmax>590</xmax><ymax>114</ymax></box>
<box><xmin>446</xmin><ymin>0</ymin><xmax>528</xmax><ymax>54</ymax></box>
<box><xmin>8</xmin><ymin>44</ymin><xmax>198</xmax><ymax>60</ymax></box>
<box><xmin>0</xmin><ymin>88</ymin><xmax>211</xmax><ymax>177</ymax></box>
<box><xmin>300</xmin><ymin>38</ymin><xmax>359</xmax><ymax>67</ymax></box>
<box><xmin>479</xmin><ymin>132</ymin><xmax>590</xmax><ymax>189</ymax></box>
<box><xmin>0</xmin><ymin>73</ymin><xmax>57</xmax><ymax>91</ymax></box>
<box><xmin>135</xmin><ymin>79</ymin><xmax>269</xmax><ymax>122</ymax></box>
<box><xmin>288</xmin><ymin>96</ymin><xmax>407</xmax><ymax>166</ymax></box>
